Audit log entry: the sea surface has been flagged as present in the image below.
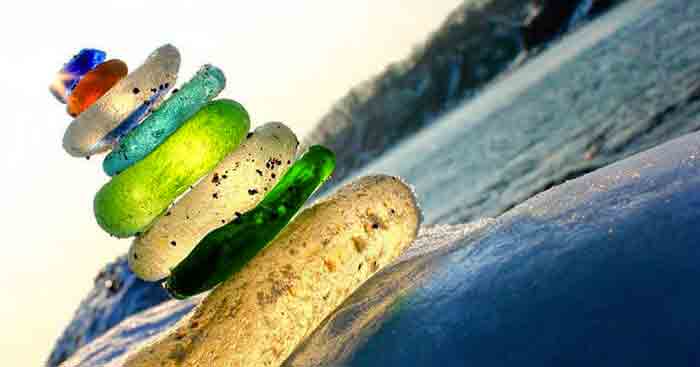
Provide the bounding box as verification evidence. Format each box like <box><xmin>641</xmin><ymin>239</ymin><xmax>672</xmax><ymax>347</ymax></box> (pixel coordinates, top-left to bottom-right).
<box><xmin>344</xmin><ymin>0</ymin><xmax>700</xmax><ymax>225</ymax></box>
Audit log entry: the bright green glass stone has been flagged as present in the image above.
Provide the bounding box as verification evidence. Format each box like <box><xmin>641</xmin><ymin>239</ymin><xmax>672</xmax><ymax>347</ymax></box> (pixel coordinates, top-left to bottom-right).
<box><xmin>103</xmin><ymin>65</ymin><xmax>226</xmax><ymax>176</ymax></box>
<box><xmin>164</xmin><ymin>145</ymin><xmax>336</xmax><ymax>299</ymax></box>
<box><xmin>94</xmin><ymin>99</ymin><xmax>250</xmax><ymax>238</ymax></box>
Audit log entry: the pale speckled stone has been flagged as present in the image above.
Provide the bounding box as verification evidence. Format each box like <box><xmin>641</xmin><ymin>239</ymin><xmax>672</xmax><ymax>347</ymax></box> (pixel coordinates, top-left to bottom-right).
<box><xmin>128</xmin><ymin>122</ymin><xmax>299</xmax><ymax>281</ymax></box>
<box><xmin>123</xmin><ymin>175</ymin><xmax>420</xmax><ymax>367</ymax></box>
<box><xmin>62</xmin><ymin>44</ymin><xmax>180</xmax><ymax>157</ymax></box>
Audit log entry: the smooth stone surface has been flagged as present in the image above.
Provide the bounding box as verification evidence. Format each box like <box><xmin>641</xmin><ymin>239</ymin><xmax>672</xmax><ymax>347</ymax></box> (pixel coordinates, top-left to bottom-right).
<box><xmin>129</xmin><ymin>122</ymin><xmax>298</xmax><ymax>281</ymax></box>
<box><xmin>94</xmin><ymin>99</ymin><xmax>250</xmax><ymax>237</ymax></box>
<box><xmin>124</xmin><ymin>175</ymin><xmax>420</xmax><ymax>367</ymax></box>
<box><xmin>50</xmin><ymin>48</ymin><xmax>106</xmax><ymax>103</ymax></box>
<box><xmin>283</xmin><ymin>130</ymin><xmax>700</xmax><ymax>367</ymax></box>
<box><xmin>66</xmin><ymin>59</ymin><xmax>128</xmax><ymax>117</ymax></box>
<box><xmin>164</xmin><ymin>145</ymin><xmax>336</xmax><ymax>298</ymax></box>
<box><xmin>103</xmin><ymin>65</ymin><xmax>226</xmax><ymax>176</ymax></box>
<box><xmin>63</xmin><ymin>44</ymin><xmax>180</xmax><ymax>157</ymax></box>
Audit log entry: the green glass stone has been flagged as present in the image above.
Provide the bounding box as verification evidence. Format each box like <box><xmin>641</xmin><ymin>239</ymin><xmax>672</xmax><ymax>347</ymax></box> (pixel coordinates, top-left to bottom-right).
<box><xmin>103</xmin><ymin>65</ymin><xmax>226</xmax><ymax>176</ymax></box>
<box><xmin>164</xmin><ymin>145</ymin><xmax>336</xmax><ymax>299</ymax></box>
<box><xmin>94</xmin><ymin>99</ymin><xmax>250</xmax><ymax>237</ymax></box>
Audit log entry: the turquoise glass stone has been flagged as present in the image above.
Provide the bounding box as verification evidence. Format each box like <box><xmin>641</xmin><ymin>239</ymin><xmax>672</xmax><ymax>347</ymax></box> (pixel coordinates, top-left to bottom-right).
<box><xmin>102</xmin><ymin>65</ymin><xmax>226</xmax><ymax>176</ymax></box>
<box><xmin>164</xmin><ymin>145</ymin><xmax>336</xmax><ymax>299</ymax></box>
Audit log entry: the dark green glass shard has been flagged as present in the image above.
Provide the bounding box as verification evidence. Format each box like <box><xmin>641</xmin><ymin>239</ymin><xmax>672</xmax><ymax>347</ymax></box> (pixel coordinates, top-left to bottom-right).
<box><xmin>164</xmin><ymin>145</ymin><xmax>336</xmax><ymax>299</ymax></box>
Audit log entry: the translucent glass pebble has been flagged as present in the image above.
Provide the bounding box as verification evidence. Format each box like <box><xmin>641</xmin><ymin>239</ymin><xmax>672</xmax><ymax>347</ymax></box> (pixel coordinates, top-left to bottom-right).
<box><xmin>128</xmin><ymin>122</ymin><xmax>299</xmax><ymax>281</ymax></box>
<box><xmin>93</xmin><ymin>100</ymin><xmax>250</xmax><ymax>238</ymax></box>
<box><xmin>66</xmin><ymin>59</ymin><xmax>128</xmax><ymax>117</ymax></box>
<box><xmin>164</xmin><ymin>145</ymin><xmax>336</xmax><ymax>298</ymax></box>
<box><xmin>50</xmin><ymin>48</ymin><xmax>106</xmax><ymax>103</ymax></box>
<box><xmin>97</xmin><ymin>89</ymin><xmax>165</xmax><ymax>150</ymax></box>
<box><xmin>103</xmin><ymin>64</ymin><xmax>226</xmax><ymax>176</ymax></box>
<box><xmin>62</xmin><ymin>44</ymin><xmax>180</xmax><ymax>157</ymax></box>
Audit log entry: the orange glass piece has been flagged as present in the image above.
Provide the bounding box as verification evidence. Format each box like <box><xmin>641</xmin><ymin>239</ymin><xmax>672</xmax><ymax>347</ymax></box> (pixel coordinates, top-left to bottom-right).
<box><xmin>67</xmin><ymin>59</ymin><xmax>128</xmax><ymax>117</ymax></box>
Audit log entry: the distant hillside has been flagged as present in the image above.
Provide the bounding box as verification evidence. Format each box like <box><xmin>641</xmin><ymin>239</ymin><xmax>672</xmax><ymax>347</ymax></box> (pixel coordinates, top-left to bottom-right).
<box><xmin>303</xmin><ymin>0</ymin><xmax>621</xmax><ymax>190</ymax></box>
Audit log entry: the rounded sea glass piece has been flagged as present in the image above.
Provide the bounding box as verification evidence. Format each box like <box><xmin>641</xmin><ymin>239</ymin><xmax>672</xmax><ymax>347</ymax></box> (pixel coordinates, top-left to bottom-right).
<box><xmin>129</xmin><ymin>122</ymin><xmax>298</xmax><ymax>281</ymax></box>
<box><xmin>103</xmin><ymin>64</ymin><xmax>226</xmax><ymax>176</ymax></box>
<box><xmin>63</xmin><ymin>44</ymin><xmax>180</xmax><ymax>157</ymax></box>
<box><xmin>66</xmin><ymin>59</ymin><xmax>128</xmax><ymax>117</ymax></box>
<box><xmin>164</xmin><ymin>145</ymin><xmax>336</xmax><ymax>298</ymax></box>
<box><xmin>93</xmin><ymin>99</ymin><xmax>250</xmax><ymax>238</ymax></box>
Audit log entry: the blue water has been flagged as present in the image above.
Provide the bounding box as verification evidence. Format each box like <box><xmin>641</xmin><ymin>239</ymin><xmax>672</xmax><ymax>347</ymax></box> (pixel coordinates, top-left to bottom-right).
<box><xmin>346</xmin><ymin>0</ymin><xmax>700</xmax><ymax>225</ymax></box>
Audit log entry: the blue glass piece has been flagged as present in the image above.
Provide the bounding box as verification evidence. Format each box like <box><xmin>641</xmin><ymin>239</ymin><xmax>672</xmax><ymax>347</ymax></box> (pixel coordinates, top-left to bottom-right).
<box><xmin>64</xmin><ymin>49</ymin><xmax>107</xmax><ymax>75</ymax></box>
<box><xmin>50</xmin><ymin>48</ymin><xmax>106</xmax><ymax>103</ymax></box>
<box><xmin>95</xmin><ymin>90</ymin><xmax>164</xmax><ymax>152</ymax></box>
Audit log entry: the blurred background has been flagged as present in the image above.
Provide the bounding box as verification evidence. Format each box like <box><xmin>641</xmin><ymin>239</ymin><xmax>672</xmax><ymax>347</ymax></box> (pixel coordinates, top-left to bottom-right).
<box><xmin>0</xmin><ymin>1</ymin><xmax>463</xmax><ymax>364</ymax></box>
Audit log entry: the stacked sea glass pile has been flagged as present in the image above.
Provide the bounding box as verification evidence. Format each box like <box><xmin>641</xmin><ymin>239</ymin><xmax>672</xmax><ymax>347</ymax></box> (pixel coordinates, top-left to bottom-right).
<box><xmin>50</xmin><ymin>45</ymin><xmax>338</xmax><ymax>298</ymax></box>
<box><xmin>51</xmin><ymin>44</ymin><xmax>421</xmax><ymax>367</ymax></box>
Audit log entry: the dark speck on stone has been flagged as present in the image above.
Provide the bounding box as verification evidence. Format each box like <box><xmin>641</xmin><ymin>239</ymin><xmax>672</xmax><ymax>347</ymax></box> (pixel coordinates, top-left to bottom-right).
<box><xmin>248</xmin><ymin>189</ymin><xmax>258</xmax><ymax>195</ymax></box>
<box><xmin>247</xmin><ymin>132</ymin><xmax>254</xmax><ymax>139</ymax></box>
<box><xmin>172</xmin><ymin>88</ymin><xmax>179</xmax><ymax>94</ymax></box>
<box><xmin>132</xmin><ymin>88</ymin><xmax>140</xmax><ymax>94</ymax></box>
<box><xmin>170</xmin><ymin>241</ymin><xmax>176</xmax><ymax>247</ymax></box>
<box><xmin>256</xmin><ymin>169</ymin><xmax>263</xmax><ymax>176</ymax></box>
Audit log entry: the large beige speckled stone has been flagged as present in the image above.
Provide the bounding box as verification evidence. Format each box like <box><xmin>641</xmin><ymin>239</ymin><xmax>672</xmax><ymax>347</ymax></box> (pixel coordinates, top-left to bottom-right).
<box><xmin>124</xmin><ymin>175</ymin><xmax>420</xmax><ymax>367</ymax></box>
<box><xmin>62</xmin><ymin>44</ymin><xmax>180</xmax><ymax>157</ymax></box>
<box><xmin>129</xmin><ymin>122</ymin><xmax>299</xmax><ymax>281</ymax></box>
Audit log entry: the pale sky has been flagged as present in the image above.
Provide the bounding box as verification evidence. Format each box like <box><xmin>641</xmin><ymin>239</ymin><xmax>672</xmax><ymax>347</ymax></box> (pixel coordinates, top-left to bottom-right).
<box><xmin>0</xmin><ymin>1</ymin><xmax>462</xmax><ymax>365</ymax></box>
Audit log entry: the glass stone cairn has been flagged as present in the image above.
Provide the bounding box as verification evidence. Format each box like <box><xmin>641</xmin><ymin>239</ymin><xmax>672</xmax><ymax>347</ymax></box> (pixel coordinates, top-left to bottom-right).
<box><xmin>165</xmin><ymin>145</ymin><xmax>336</xmax><ymax>299</ymax></box>
<box><xmin>103</xmin><ymin>64</ymin><xmax>226</xmax><ymax>176</ymax></box>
